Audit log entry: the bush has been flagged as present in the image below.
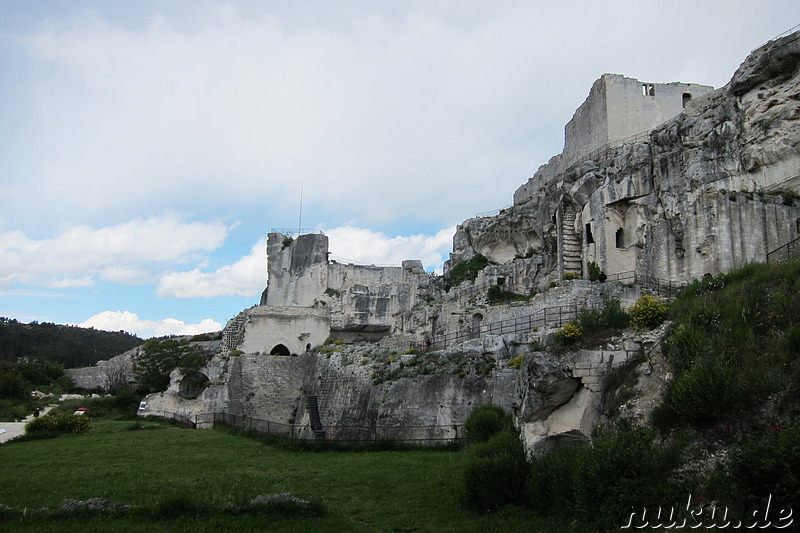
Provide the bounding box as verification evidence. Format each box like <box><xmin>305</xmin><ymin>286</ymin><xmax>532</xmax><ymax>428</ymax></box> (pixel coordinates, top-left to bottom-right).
<box><xmin>561</xmin><ymin>272</ymin><xmax>580</xmax><ymax>280</ymax></box>
<box><xmin>25</xmin><ymin>413</ymin><xmax>92</xmax><ymax>434</ymax></box>
<box><xmin>464</xmin><ymin>404</ymin><xmax>513</xmax><ymax>444</ymax></box>
<box><xmin>463</xmin><ymin>427</ymin><xmax>529</xmax><ymax>511</ymax></box>
<box><xmin>554</xmin><ymin>322</ymin><xmax>582</xmax><ymax>344</ymax></box>
<box><xmin>529</xmin><ymin>424</ymin><xmax>684</xmax><ymax>529</ymax></box>
<box><xmin>629</xmin><ymin>294</ymin><xmax>668</xmax><ymax>330</ymax></box>
<box><xmin>587</xmin><ymin>261</ymin><xmax>602</xmax><ymax>282</ymax></box>
<box><xmin>721</xmin><ymin>423</ymin><xmax>800</xmax><ymax>513</ymax></box>
<box><xmin>447</xmin><ymin>254</ymin><xmax>488</xmax><ymax>287</ymax></box>
<box><xmin>576</xmin><ymin>298</ymin><xmax>629</xmax><ymax>335</ymax></box>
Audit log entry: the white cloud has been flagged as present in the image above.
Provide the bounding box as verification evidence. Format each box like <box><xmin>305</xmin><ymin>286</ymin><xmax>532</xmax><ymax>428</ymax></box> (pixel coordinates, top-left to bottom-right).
<box><xmin>0</xmin><ymin>212</ymin><xmax>232</xmax><ymax>288</ymax></box>
<box><xmin>77</xmin><ymin>310</ymin><xmax>221</xmax><ymax>338</ymax></box>
<box><xmin>157</xmin><ymin>238</ymin><xmax>267</xmax><ymax>298</ymax></box>
<box><xmin>155</xmin><ymin>225</ymin><xmax>453</xmax><ymax>299</ymax></box>
<box><xmin>325</xmin><ymin>225</ymin><xmax>455</xmax><ymax>273</ymax></box>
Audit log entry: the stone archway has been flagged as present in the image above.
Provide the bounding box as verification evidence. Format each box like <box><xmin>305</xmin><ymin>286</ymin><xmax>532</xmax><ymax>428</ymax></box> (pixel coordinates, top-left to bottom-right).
<box><xmin>270</xmin><ymin>344</ymin><xmax>291</xmax><ymax>356</ymax></box>
<box><xmin>471</xmin><ymin>313</ymin><xmax>483</xmax><ymax>339</ymax></box>
<box><xmin>178</xmin><ymin>371</ymin><xmax>210</xmax><ymax>400</ymax></box>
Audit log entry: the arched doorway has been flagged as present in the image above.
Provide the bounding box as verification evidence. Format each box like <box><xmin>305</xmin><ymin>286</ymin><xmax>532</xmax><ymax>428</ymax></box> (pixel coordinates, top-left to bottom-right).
<box><xmin>270</xmin><ymin>344</ymin><xmax>291</xmax><ymax>356</ymax></box>
<box><xmin>178</xmin><ymin>371</ymin><xmax>210</xmax><ymax>399</ymax></box>
<box><xmin>471</xmin><ymin>313</ymin><xmax>483</xmax><ymax>339</ymax></box>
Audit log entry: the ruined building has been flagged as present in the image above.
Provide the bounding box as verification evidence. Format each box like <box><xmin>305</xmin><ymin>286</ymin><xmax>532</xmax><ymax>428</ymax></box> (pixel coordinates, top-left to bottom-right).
<box><xmin>135</xmin><ymin>30</ymin><xmax>800</xmax><ymax>454</ymax></box>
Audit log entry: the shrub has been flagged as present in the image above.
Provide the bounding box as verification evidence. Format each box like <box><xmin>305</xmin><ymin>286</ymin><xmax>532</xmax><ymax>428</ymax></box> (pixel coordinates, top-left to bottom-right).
<box><xmin>561</xmin><ymin>272</ymin><xmax>580</xmax><ymax>280</ymax></box>
<box><xmin>576</xmin><ymin>298</ymin><xmax>629</xmax><ymax>335</ymax></box>
<box><xmin>554</xmin><ymin>322</ymin><xmax>582</xmax><ymax>344</ymax></box>
<box><xmin>462</xmin><ymin>427</ymin><xmax>529</xmax><ymax>511</ymax></box>
<box><xmin>25</xmin><ymin>413</ymin><xmax>92</xmax><ymax>434</ymax></box>
<box><xmin>464</xmin><ymin>404</ymin><xmax>513</xmax><ymax>444</ymax></box>
<box><xmin>721</xmin><ymin>423</ymin><xmax>800</xmax><ymax>513</ymax></box>
<box><xmin>508</xmin><ymin>355</ymin><xmax>524</xmax><ymax>369</ymax></box>
<box><xmin>448</xmin><ymin>254</ymin><xmax>488</xmax><ymax>287</ymax></box>
<box><xmin>587</xmin><ymin>261</ymin><xmax>602</xmax><ymax>281</ymax></box>
<box><xmin>629</xmin><ymin>294</ymin><xmax>668</xmax><ymax>330</ymax></box>
<box><xmin>528</xmin><ymin>424</ymin><xmax>684</xmax><ymax>529</ymax></box>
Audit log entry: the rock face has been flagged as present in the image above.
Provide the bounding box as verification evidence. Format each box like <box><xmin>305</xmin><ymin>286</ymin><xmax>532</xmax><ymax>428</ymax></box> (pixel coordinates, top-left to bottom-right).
<box><xmin>140</xmin><ymin>31</ymin><xmax>800</xmax><ymax>455</ymax></box>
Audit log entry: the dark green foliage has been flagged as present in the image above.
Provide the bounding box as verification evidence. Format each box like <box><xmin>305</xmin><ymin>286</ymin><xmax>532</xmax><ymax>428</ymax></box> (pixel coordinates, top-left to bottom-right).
<box><xmin>463</xmin><ymin>427</ymin><xmax>529</xmax><ymax>511</ymax></box>
<box><xmin>576</xmin><ymin>298</ymin><xmax>629</xmax><ymax>335</ymax></box>
<box><xmin>0</xmin><ymin>359</ymin><xmax>71</xmax><ymax>420</ymax></box>
<box><xmin>0</xmin><ymin>317</ymin><xmax>142</xmax><ymax>368</ymax></box>
<box><xmin>587</xmin><ymin>261</ymin><xmax>602</xmax><ymax>281</ymax></box>
<box><xmin>25</xmin><ymin>413</ymin><xmax>92</xmax><ymax>434</ymax></box>
<box><xmin>721</xmin><ymin>423</ymin><xmax>800</xmax><ymax>513</ymax></box>
<box><xmin>528</xmin><ymin>424</ymin><xmax>684</xmax><ymax>529</ymax></box>
<box><xmin>464</xmin><ymin>404</ymin><xmax>513</xmax><ymax>443</ymax></box>
<box><xmin>657</xmin><ymin>259</ymin><xmax>800</xmax><ymax>427</ymax></box>
<box><xmin>447</xmin><ymin>254</ymin><xmax>488</xmax><ymax>287</ymax></box>
<box><xmin>51</xmin><ymin>388</ymin><xmax>141</xmax><ymax>419</ymax></box>
<box><xmin>134</xmin><ymin>338</ymin><xmax>208</xmax><ymax>394</ymax></box>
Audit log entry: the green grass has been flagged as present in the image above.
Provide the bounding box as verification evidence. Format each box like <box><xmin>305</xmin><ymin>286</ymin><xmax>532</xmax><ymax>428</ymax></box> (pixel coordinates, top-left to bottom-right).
<box><xmin>0</xmin><ymin>419</ymin><xmax>576</xmax><ymax>532</ymax></box>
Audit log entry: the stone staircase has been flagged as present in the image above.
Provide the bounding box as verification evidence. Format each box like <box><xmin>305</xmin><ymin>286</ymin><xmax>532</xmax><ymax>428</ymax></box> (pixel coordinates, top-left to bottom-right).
<box><xmin>562</xmin><ymin>204</ymin><xmax>583</xmax><ymax>274</ymax></box>
<box><xmin>306</xmin><ymin>394</ymin><xmax>326</xmax><ymax>439</ymax></box>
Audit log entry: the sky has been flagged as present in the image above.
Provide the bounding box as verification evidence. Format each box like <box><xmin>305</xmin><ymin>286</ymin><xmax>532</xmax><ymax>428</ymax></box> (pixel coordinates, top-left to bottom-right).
<box><xmin>1</xmin><ymin>1</ymin><xmax>797</xmax><ymax>339</ymax></box>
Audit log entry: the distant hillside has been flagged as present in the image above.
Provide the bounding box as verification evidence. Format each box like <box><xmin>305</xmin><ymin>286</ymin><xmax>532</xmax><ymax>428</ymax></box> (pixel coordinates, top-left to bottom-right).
<box><xmin>0</xmin><ymin>318</ymin><xmax>143</xmax><ymax>368</ymax></box>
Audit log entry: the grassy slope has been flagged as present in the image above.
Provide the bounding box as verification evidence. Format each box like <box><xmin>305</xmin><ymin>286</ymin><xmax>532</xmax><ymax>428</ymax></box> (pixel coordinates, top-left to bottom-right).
<box><xmin>0</xmin><ymin>420</ymin><xmax>574</xmax><ymax>532</ymax></box>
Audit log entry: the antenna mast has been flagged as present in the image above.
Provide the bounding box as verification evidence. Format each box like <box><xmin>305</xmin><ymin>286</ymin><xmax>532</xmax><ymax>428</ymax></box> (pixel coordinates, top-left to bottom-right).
<box><xmin>298</xmin><ymin>181</ymin><xmax>303</xmax><ymax>236</ymax></box>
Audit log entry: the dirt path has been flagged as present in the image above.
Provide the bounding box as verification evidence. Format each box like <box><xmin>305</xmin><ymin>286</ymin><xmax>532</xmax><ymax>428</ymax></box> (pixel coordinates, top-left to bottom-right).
<box><xmin>0</xmin><ymin>405</ymin><xmax>56</xmax><ymax>443</ymax></box>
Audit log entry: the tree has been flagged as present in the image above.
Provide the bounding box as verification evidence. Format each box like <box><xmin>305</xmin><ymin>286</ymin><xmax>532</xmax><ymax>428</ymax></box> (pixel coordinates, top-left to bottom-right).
<box><xmin>134</xmin><ymin>338</ymin><xmax>206</xmax><ymax>394</ymax></box>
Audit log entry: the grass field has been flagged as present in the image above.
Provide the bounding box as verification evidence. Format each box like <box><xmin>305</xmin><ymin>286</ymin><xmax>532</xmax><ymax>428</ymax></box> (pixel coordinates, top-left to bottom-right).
<box><xmin>0</xmin><ymin>419</ymin><xmax>576</xmax><ymax>532</ymax></box>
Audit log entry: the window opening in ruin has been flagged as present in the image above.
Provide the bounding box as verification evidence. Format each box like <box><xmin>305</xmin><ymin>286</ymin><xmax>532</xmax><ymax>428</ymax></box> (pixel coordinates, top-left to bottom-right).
<box><xmin>497</xmin><ymin>277</ymin><xmax>505</xmax><ymax>286</ymax></box>
<box><xmin>270</xmin><ymin>344</ymin><xmax>291</xmax><ymax>356</ymax></box>
<box><xmin>682</xmin><ymin>92</ymin><xmax>692</xmax><ymax>108</ymax></box>
<box><xmin>796</xmin><ymin>218</ymin><xmax>800</xmax><ymax>234</ymax></box>
<box><xmin>586</xmin><ymin>223</ymin><xmax>594</xmax><ymax>244</ymax></box>
<box><xmin>306</xmin><ymin>343</ymin><xmax>311</xmax><ymax>352</ymax></box>
<box><xmin>616</xmin><ymin>228</ymin><xmax>625</xmax><ymax>249</ymax></box>
<box><xmin>642</xmin><ymin>83</ymin><xmax>655</xmax><ymax>96</ymax></box>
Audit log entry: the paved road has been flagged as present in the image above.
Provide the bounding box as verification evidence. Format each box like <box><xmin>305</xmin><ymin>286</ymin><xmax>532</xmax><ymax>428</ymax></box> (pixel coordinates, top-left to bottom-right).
<box><xmin>0</xmin><ymin>406</ymin><xmax>55</xmax><ymax>443</ymax></box>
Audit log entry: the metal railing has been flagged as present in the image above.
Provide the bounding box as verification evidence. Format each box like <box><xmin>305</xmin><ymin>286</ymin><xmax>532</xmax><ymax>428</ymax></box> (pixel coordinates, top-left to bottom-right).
<box><xmin>416</xmin><ymin>271</ymin><xmax>685</xmax><ymax>352</ymax></box>
<box><xmin>269</xmin><ymin>228</ymin><xmax>325</xmax><ymax>236</ymax></box>
<box><xmin>564</xmin><ymin>130</ymin><xmax>651</xmax><ymax>172</ymax></box>
<box><xmin>476</xmin><ymin>206</ymin><xmax>513</xmax><ymax>218</ymax></box>
<box><xmin>416</xmin><ymin>302</ymin><xmax>594</xmax><ymax>352</ymax></box>
<box><xmin>604</xmin><ymin>271</ymin><xmax>687</xmax><ymax>299</ymax></box>
<box><xmin>767</xmin><ymin>236</ymin><xmax>800</xmax><ymax>263</ymax></box>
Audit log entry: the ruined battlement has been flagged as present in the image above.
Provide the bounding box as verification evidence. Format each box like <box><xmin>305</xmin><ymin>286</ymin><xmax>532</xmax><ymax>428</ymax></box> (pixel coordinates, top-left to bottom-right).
<box><xmin>564</xmin><ymin>74</ymin><xmax>714</xmax><ymax>165</ymax></box>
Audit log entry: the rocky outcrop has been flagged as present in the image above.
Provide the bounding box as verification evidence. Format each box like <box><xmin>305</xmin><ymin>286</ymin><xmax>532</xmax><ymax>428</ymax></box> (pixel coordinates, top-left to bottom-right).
<box><xmin>460</xmin><ymin>31</ymin><xmax>800</xmax><ymax>286</ymax></box>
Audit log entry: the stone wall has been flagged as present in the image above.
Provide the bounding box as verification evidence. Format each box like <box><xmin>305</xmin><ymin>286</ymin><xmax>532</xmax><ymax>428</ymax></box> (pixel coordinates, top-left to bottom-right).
<box><xmin>238</xmin><ymin>306</ymin><xmax>330</xmax><ymax>356</ymax></box>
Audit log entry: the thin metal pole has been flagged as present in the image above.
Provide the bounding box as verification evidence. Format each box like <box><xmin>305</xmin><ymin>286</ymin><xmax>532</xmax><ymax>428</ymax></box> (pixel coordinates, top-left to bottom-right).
<box><xmin>298</xmin><ymin>181</ymin><xmax>303</xmax><ymax>235</ymax></box>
